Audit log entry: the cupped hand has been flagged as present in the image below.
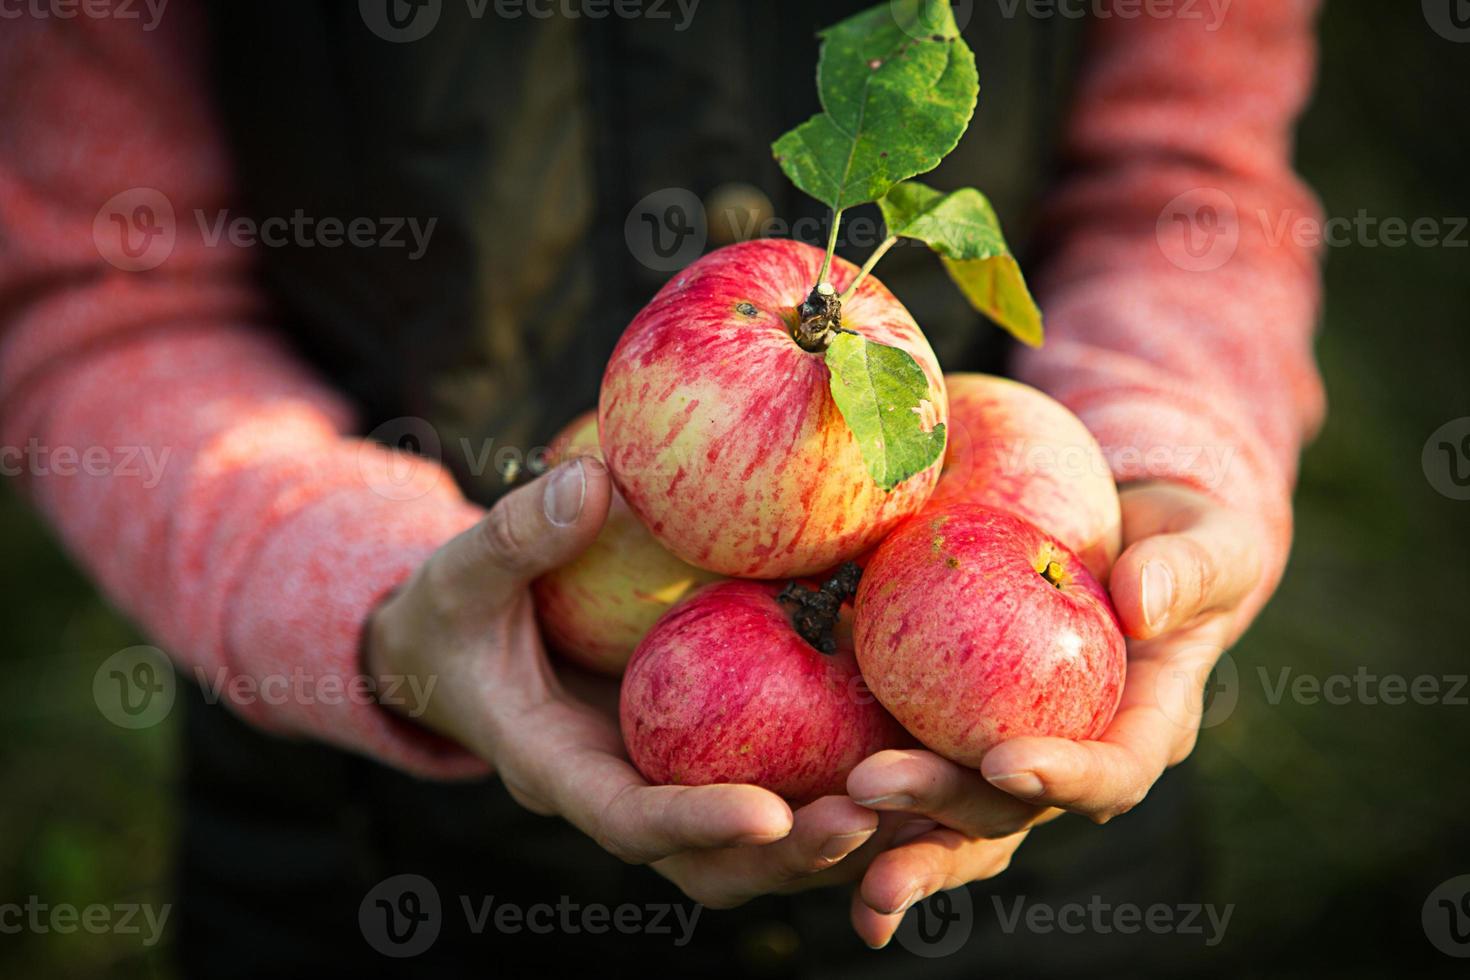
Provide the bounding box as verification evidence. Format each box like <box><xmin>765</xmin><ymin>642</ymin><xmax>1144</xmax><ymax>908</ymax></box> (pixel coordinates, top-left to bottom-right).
<box><xmin>366</xmin><ymin>456</ymin><xmax>880</xmax><ymax>908</ymax></box>
<box><xmin>841</xmin><ymin>480</ymin><xmax>1264</xmax><ymax>947</ymax></box>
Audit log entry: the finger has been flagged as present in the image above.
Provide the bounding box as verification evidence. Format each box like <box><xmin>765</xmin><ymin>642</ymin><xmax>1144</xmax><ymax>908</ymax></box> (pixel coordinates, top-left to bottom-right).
<box><xmin>653</xmin><ymin>796</ymin><xmax>878</xmax><ymax>909</ymax></box>
<box><xmin>1110</xmin><ymin>499</ymin><xmax>1261</xmax><ymax>639</ymax></box>
<box><xmin>855</xmin><ymin>828</ymin><xmax>1025</xmax><ymax>943</ymax></box>
<box><xmin>586</xmin><ymin>777</ymin><xmax>796</xmax><ymax>864</ymax></box>
<box><xmin>850</xmin><ymin>887</ymin><xmax>905</xmax><ymax>950</ymax></box>
<box><xmin>430</xmin><ymin>457</ymin><xmax>613</xmax><ymax>606</ymax></box>
<box><xmin>980</xmin><ymin>619</ymin><xmax>1232</xmax><ymax>821</ymax></box>
<box><xmin>847</xmin><ymin>749</ymin><xmax>1043</xmax><ymax>838</ymax></box>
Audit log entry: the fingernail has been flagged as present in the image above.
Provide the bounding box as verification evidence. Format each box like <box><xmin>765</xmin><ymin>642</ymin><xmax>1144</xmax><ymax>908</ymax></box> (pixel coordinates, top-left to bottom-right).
<box><xmin>891</xmin><ymin>818</ymin><xmax>938</xmax><ymax>846</ymax></box>
<box><xmin>819</xmin><ymin>828</ymin><xmax>875</xmax><ymax>861</ymax></box>
<box><xmin>853</xmin><ymin>793</ymin><xmax>916</xmax><ymax>809</ymax></box>
<box><xmin>896</xmin><ymin>888</ymin><xmax>926</xmax><ymax>914</ymax></box>
<box><xmin>987</xmin><ymin>771</ymin><xmax>1044</xmax><ymax>799</ymax></box>
<box><xmin>544</xmin><ymin>459</ymin><xmax>586</xmax><ymax>527</ymax></box>
<box><xmin>733</xmin><ymin>830</ymin><xmax>787</xmax><ymax>847</ymax></box>
<box><xmin>1141</xmin><ymin>561</ymin><xmax>1174</xmax><ymax>632</ymax></box>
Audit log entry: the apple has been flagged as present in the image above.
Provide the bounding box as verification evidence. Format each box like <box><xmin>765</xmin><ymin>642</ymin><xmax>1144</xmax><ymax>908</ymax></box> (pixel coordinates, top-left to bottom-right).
<box><xmin>620</xmin><ymin>578</ymin><xmax>906</xmax><ymax>803</ymax></box>
<box><xmin>928</xmin><ymin>373</ymin><xmax>1121</xmax><ymax>582</ymax></box>
<box><xmin>854</xmin><ymin>504</ymin><xmax>1126</xmax><ymax>767</ymax></box>
<box><xmin>532</xmin><ymin>411</ymin><xmax>721</xmax><ymax>676</ymax></box>
<box><xmin>598</xmin><ymin>238</ymin><xmax>946</xmax><ymax>578</ymax></box>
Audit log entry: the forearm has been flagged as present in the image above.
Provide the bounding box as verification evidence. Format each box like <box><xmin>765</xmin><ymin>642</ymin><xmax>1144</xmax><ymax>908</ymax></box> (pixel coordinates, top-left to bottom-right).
<box><xmin>0</xmin><ymin>10</ymin><xmax>487</xmax><ymax>777</ymax></box>
<box><xmin>1019</xmin><ymin>0</ymin><xmax>1327</xmax><ymax>623</ymax></box>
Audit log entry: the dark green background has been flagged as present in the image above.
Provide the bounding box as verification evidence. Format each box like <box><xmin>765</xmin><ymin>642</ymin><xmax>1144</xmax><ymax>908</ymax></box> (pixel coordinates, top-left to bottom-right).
<box><xmin>3</xmin><ymin>3</ymin><xmax>1468</xmax><ymax>976</ymax></box>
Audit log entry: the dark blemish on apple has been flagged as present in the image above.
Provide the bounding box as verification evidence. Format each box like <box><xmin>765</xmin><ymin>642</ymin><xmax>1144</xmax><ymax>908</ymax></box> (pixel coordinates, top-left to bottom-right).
<box><xmin>736</xmin><ymin>302</ymin><xmax>759</xmax><ymax>318</ymax></box>
<box><xmin>946</xmin><ymin>555</ymin><xmax>960</xmax><ymax>569</ymax></box>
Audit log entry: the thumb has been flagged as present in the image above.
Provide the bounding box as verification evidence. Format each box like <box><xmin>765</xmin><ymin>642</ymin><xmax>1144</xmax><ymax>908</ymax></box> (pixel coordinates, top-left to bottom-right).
<box><xmin>1109</xmin><ymin>503</ymin><xmax>1260</xmax><ymax>640</ymax></box>
<box><xmin>437</xmin><ymin>456</ymin><xmax>612</xmax><ymax>604</ymax></box>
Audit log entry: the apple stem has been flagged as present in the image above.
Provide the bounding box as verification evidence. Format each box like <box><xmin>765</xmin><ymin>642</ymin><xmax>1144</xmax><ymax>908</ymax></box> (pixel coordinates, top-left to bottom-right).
<box><xmin>793</xmin><ymin>281</ymin><xmax>843</xmax><ymax>351</ymax></box>
<box><xmin>838</xmin><ymin>235</ymin><xmax>898</xmax><ymax>305</ymax></box>
<box><xmin>1041</xmin><ymin>560</ymin><xmax>1066</xmax><ymax>588</ymax></box>
<box><xmin>815</xmin><ymin>207</ymin><xmax>843</xmax><ymax>287</ymax></box>
<box><xmin>777</xmin><ymin>561</ymin><xmax>862</xmax><ymax>654</ymax></box>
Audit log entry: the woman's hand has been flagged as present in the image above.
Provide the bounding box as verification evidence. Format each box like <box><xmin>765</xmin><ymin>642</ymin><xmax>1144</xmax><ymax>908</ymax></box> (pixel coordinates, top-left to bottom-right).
<box><xmin>364</xmin><ymin>457</ymin><xmax>881</xmax><ymax>908</ymax></box>
<box><xmin>841</xmin><ymin>481</ymin><xmax>1265</xmax><ymax>947</ymax></box>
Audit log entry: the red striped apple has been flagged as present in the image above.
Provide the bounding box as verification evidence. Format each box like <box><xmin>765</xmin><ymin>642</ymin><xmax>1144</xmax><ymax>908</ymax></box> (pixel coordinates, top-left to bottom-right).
<box><xmin>928</xmin><ymin>373</ymin><xmax>1121</xmax><ymax>581</ymax></box>
<box><xmin>598</xmin><ymin>238</ymin><xmax>946</xmax><ymax>578</ymax></box>
<box><xmin>532</xmin><ymin>412</ymin><xmax>720</xmax><ymax>675</ymax></box>
<box><xmin>854</xmin><ymin>504</ymin><xmax>1126</xmax><ymax>768</ymax></box>
<box><xmin>620</xmin><ymin>579</ymin><xmax>906</xmax><ymax>804</ymax></box>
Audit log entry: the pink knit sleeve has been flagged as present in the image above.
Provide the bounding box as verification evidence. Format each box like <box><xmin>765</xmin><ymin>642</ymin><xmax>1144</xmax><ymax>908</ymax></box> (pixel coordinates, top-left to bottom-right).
<box><xmin>0</xmin><ymin>12</ymin><xmax>488</xmax><ymax>778</ymax></box>
<box><xmin>1017</xmin><ymin>0</ymin><xmax>1327</xmax><ymax>622</ymax></box>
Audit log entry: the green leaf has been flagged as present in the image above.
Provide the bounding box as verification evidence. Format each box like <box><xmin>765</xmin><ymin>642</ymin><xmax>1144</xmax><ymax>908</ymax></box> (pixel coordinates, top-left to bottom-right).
<box><xmin>772</xmin><ymin>0</ymin><xmax>978</xmax><ymax>212</ymax></box>
<box><xmin>878</xmin><ymin>180</ymin><xmax>1044</xmax><ymax>346</ymax></box>
<box><xmin>825</xmin><ymin>331</ymin><xmax>946</xmax><ymax>491</ymax></box>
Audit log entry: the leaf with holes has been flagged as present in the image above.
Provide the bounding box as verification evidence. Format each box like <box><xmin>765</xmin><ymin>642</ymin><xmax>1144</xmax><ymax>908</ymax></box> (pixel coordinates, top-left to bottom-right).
<box><xmin>772</xmin><ymin>0</ymin><xmax>978</xmax><ymax>212</ymax></box>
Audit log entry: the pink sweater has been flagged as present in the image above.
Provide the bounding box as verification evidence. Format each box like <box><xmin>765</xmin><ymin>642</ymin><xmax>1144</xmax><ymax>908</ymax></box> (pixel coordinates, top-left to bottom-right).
<box><xmin>0</xmin><ymin>1</ymin><xmax>1323</xmax><ymax>778</ymax></box>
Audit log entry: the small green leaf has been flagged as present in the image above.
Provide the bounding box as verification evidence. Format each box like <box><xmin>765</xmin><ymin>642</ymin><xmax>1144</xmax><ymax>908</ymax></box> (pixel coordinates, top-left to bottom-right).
<box><xmin>878</xmin><ymin>180</ymin><xmax>1044</xmax><ymax>346</ymax></box>
<box><xmin>772</xmin><ymin>0</ymin><xmax>978</xmax><ymax>211</ymax></box>
<box><xmin>825</xmin><ymin>331</ymin><xmax>946</xmax><ymax>491</ymax></box>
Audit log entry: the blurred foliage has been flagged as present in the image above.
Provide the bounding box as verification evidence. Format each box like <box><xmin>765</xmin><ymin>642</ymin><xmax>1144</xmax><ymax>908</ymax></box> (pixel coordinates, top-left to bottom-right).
<box><xmin>2</xmin><ymin>3</ymin><xmax>1468</xmax><ymax>977</ymax></box>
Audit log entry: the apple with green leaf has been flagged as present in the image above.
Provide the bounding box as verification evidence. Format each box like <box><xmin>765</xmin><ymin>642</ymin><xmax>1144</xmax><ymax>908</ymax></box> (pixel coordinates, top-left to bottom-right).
<box><xmin>598</xmin><ymin>0</ymin><xmax>1043</xmax><ymax>578</ymax></box>
<box><xmin>531</xmin><ymin>411</ymin><xmax>721</xmax><ymax>675</ymax></box>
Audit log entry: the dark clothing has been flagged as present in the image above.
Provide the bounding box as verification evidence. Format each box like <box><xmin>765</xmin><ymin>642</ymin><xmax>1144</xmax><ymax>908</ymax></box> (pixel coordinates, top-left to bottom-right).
<box><xmin>180</xmin><ymin>3</ymin><xmax>1205</xmax><ymax>976</ymax></box>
